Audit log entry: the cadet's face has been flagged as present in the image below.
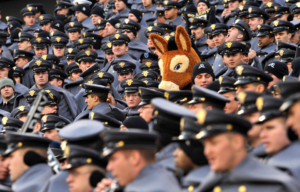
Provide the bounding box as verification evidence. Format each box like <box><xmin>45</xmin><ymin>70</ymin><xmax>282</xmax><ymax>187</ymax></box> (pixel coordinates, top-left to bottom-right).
<box><xmin>23</xmin><ymin>15</ymin><xmax>36</xmax><ymax>27</ymax></box>
<box><xmin>222</xmin><ymin>91</ymin><xmax>240</xmax><ymax>114</ymax></box>
<box><xmin>222</xmin><ymin>53</ymin><xmax>242</xmax><ymax>69</ymax></box>
<box><xmin>173</xmin><ymin>147</ymin><xmax>195</xmax><ymax>173</ymax></box>
<box><xmin>143</xmin><ymin>0</ymin><xmax>152</xmax><ymax>8</ymax></box>
<box><xmin>203</xmin><ymin>133</ymin><xmax>237</xmax><ymax>172</ymax></box>
<box><xmin>7</xmin><ymin>149</ymin><xmax>29</xmax><ymax>182</ymax></box>
<box><xmin>291</xmin><ymin>31</ymin><xmax>300</xmax><ymax>44</ymax></box>
<box><xmin>294</xmin><ymin>14</ymin><xmax>300</xmax><ymax>20</ymax></box>
<box><xmin>236</xmin><ymin>83</ymin><xmax>256</xmax><ymax>93</ymax></box>
<box><xmin>0</xmin><ymin>155</ymin><xmax>8</xmax><ymax>180</ymax></box>
<box><xmin>128</xmin><ymin>14</ymin><xmax>138</xmax><ymax>22</ymax></box>
<box><xmin>117</xmin><ymin>72</ymin><xmax>133</xmax><ymax>82</ymax></box>
<box><xmin>14</xmin><ymin>77</ymin><xmax>21</xmax><ymax>84</ymax></box>
<box><xmin>287</xmin><ymin>101</ymin><xmax>300</xmax><ymax>138</ymax></box>
<box><xmin>248</xmin><ymin>17</ymin><xmax>261</xmax><ymax>31</ymax></box>
<box><xmin>227</xmin><ymin>27</ymin><xmax>241</xmax><ymax>42</ymax></box>
<box><xmin>41</xmin><ymin>104</ymin><xmax>58</xmax><ymax>115</ymax></box>
<box><xmin>1</xmin><ymin>86</ymin><xmax>14</xmax><ymax>100</ymax></box>
<box><xmin>79</xmin><ymin>61</ymin><xmax>94</xmax><ymax>71</ymax></box>
<box><xmin>90</xmin><ymin>14</ymin><xmax>102</xmax><ymax>25</ymax></box>
<box><xmin>212</xmin><ymin>33</ymin><xmax>226</xmax><ymax>47</ymax></box>
<box><xmin>138</xmin><ymin>103</ymin><xmax>154</xmax><ymax>123</ymax></box>
<box><xmin>69</xmin><ymin>31</ymin><xmax>81</xmax><ymax>42</ymax></box>
<box><xmin>112</xmin><ymin>44</ymin><xmax>128</xmax><ymax>57</ymax></box>
<box><xmin>260</xmin><ymin>117</ymin><xmax>290</xmax><ymax>155</ymax></box>
<box><xmin>277</xmin><ymin>14</ymin><xmax>288</xmax><ymax>21</ymax></box>
<box><xmin>157</xmin><ymin>16</ymin><xmax>167</xmax><ymax>23</ymax></box>
<box><xmin>240</xmin><ymin>16</ymin><xmax>249</xmax><ymax>25</ymax></box>
<box><xmin>34</xmin><ymin>71</ymin><xmax>49</xmax><ymax>88</ymax></box>
<box><xmin>125</xmin><ymin>92</ymin><xmax>142</xmax><ymax>108</ymax></box>
<box><xmin>70</xmin><ymin>72</ymin><xmax>81</xmax><ymax>82</ymax></box>
<box><xmin>275</xmin><ymin>31</ymin><xmax>290</xmax><ymax>43</ymax></box>
<box><xmin>49</xmin><ymin>78</ymin><xmax>63</xmax><ymax>88</ymax></box>
<box><xmin>16</xmin><ymin>58</ymin><xmax>28</xmax><ymax>68</ymax></box>
<box><xmin>66</xmin><ymin>165</ymin><xmax>93</xmax><ymax>192</ymax></box>
<box><xmin>153</xmin><ymin>48</ymin><xmax>163</xmax><ymax>59</ymax></box>
<box><xmin>85</xmin><ymin>95</ymin><xmax>98</xmax><ymax>110</ymax></box>
<box><xmin>35</xmin><ymin>47</ymin><xmax>48</xmax><ymax>58</ymax></box>
<box><xmin>115</xmin><ymin>0</ymin><xmax>126</xmax><ymax>11</ymax></box>
<box><xmin>105</xmin><ymin>53</ymin><xmax>115</xmax><ymax>63</ymax></box>
<box><xmin>258</xmin><ymin>35</ymin><xmax>274</xmax><ymax>48</ymax></box>
<box><xmin>43</xmin><ymin>129</ymin><xmax>61</xmax><ymax>142</ymax></box>
<box><xmin>75</xmin><ymin>11</ymin><xmax>88</xmax><ymax>23</ymax></box>
<box><xmin>228</xmin><ymin>0</ymin><xmax>240</xmax><ymax>11</ymax></box>
<box><xmin>243</xmin><ymin>112</ymin><xmax>262</xmax><ymax>146</ymax></box>
<box><xmin>41</xmin><ymin>23</ymin><xmax>51</xmax><ymax>32</ymax></box>
<box><xmin>191</xmin><ymin>27</ymin><xmax>204</xmax><ymax>40</ymax></box>
<box><xmin>67</xmin><ymin>58</ymin><xmax>75</xmax><ymax>65</ymax></box>
<box><xmin>105</xmin><ymin>23</ymin><xmax>117</xmax><ymax>35</ymax></box>
<box><xmin>189</xmin><ymin>103</ymin><xmax>205</xmax><ymax>113</ymax></box>
<box><xmin>165</xmin><ymin>8</ymin><xmax>177</xmax><ymax>20</ymax></box>
<box><xmin>197</xmin><ymin>2</ymin><xmax>208</xmax><ymax>12</ymax></box>
<box><xmin>0</xmin><ymin>68</ymin><xmax>9</xmax><ymax>80</ymax></box>
<box><xmin>53</xmin><ymin>47</ymin><xmax>66</xmax><ymax>57</ymax></box>
<box><xmin>206</xmin><ymin>38</ymin><xmax>215</xmax><ymax>48</ymax></box>
<box><xmin>265</xmin><ymin>72</ymin><xmax>280</xmax><ymax>89</ymax></box>
<box><xmin>194</xmin><ymin>73</ymin><xmax>213</xmax><ymax>88</ymax></box>
<box><xmin>57</xmin><ymin>8</ymin><xmax>69</xmax><ymax>15</ymax></box>
<box><xmin>107</xmin><ymin>150</ymin><xmax>135</xmax><ymax>186</ymax></box>
<box><xmin>18</xmin><ymin>41</ymin><xmax>32</xmax><ymax>51</ymax></box>
<box><xmin>123</xmin><ymin>30</ymin><xmax>135</xmax><ymax>40</ymax></box>
<box><xmin>286</xmin><ymin>61</ymin><xmax>292</xmax><ymax>73</ymax></box>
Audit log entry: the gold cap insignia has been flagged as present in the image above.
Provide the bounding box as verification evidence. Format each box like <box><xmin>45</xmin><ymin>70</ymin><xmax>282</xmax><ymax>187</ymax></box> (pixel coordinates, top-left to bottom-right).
<box><xmin>213</xmin><ymin>186</ymin><xmax>221</xmax><ymax>192</ymax></box>
<box><xmin>226</xmin><ymin>42</ymin><xmax>232</xmax><ymax>48</ymax></box>
<box><xmin>180</xmin><ymin>118</ymin><xmax>184</xmax><ymax>131</ymax></box>
<box><xmin>18</xmin><ymin>106</ymin><xmax>25</xmax><ymax>111</ymax></box>
<box><xmin>85</xmin><ymin>50</ymin><xmax>91</xmax><ymax>56</ymax></box>
<box><xmin>56</xmin><ymin>37</ymin><xmax>61</xmax><ymax>42</ymax></box>
<box><xmin>145</xmin><ymin>62</ymin><xmax>151</xmax><ymax>68</ymax></box>
<box><xmin>119</xmin><ymin>62</ymin><xmax>125</xmax><ymax>68</ymax></box>
<box><xmin>42</xmin><ymin>115</ymin><xmax>48</xmax><ymax>123</ymax></box>
<box><xmin>36</xmin><ymin>37</ymin><xmax>42</xmax><ymax>43</ymax></box>
<box><xmin>115</xmin><ymin>34</ymin><xmax>120</xmax><ymax>39</ymax></box>
<box><xmin>2</xmin><ymin>117</ymin><xmax>8</xmax><ymax>125</ymax></box>
<box><xmin>297</xmin><ymin>2</ymin><xmax>300</xmax><ymax>7</ymax></box>
<box><xmin>147</xmin><ymin>26</ymin><xmax>153</xmax><ymax>32</ymax></box>
<box><xmin>239</xmin><ymin>5</ymin><xmax>244</xmax><ymax>11</ymax></box>
<box><xmin>237</xmin><ymin>92</ymin><xmax>247</xmax><ymax>104</ymax></box>
<box><xmin>211</xmin><ymin>24</ymin><xmax>216</xmax><ymax>30</ymax></box>
<box><xmin>256</xmin><ymin>96</ymin><xmax>264</xmax><ymax>111</ymax></box>
<box><xmin>164</xmin><ymin>0</ymin><xmax>168</xmax><ymax>5</ymax></box>
<box><xmin>219</xmin><ymin>76</ymin><xmax>223</xmax><ymax>85</ymax></box>
<box><xmin>266</xmin><ymin>2</ymin><xmax>272</xmax><ymax>7</ymax></box>
<box><xmin>98</xmin><ymin>19</ymin><xmax>101</xmax><ymax>24</ymax></box>
<box><xmin>143</xmin><ymin>80</ymin><xmax>148</xmax><ymax>84</ymax></box>
<box><xmin>142</xmin><ymin>71</ymin><xmax>149</xmax><ymax>77</ymax></box>
<box><xmin>78</xmin><ymin>39</ymin><xmax>84</xmax><ymax>44</ymax></box>
<box><xmin>41</xmin><ymin>55</ymin><xmax>47</xmax><ymax>60</ymax></box>
<box><xmin>90</xmin><ymin>112</ymin><xmax>95</xmax><ymax>120</ymax></box>
<box><xmin>68</xmin><ymin>48</ymin><xmax>73</xmax><ymax>54</ymax></box>
<box><xmin>83</xmin><ymin>32</ymin><xmax>86</xmax><ymax>38</ymax></box>
<box><xmin>29</xmin><ymin>90</ymin><xmax>35</xmax><ymax>96</ymax></box>
<box><xmin>13</xmin><ymin>66</ymin><xmax>16</xmax><ymax>70</ymax></box>
<box><xmin>279</xmin><ymin>49</ymin><xmax>284</xmax><ymax>56</ymax></box>
<box><xmin>235</xmin><ymin>19</ymin><xmax>240</xmax><ymax>24</ymax></box>
<box><xmin>242</xmin><ymin>0</ymin><xmax>246</xmax><ymax>4</ymax></box>
<box><xmin>107</xmin><ymin>42</ymin><xmax>112</xmax><ymax>48</ymax></box>
<box><xmin>164</xmin><ymin>36</ymin><xmax>170</xmax><ymax>41</ymax></box>
<box><xmin>126</xmin><ymin>79</ymin><xmax>133</xmax><ymax>86</ymax></box>
<box><xmin>195</xmin><ymin>131</ymin><xmax>205</xmax><ymax>139</ymax></box>
<box><xmin>36</xmin><ymin>60</ymin><xmax>42</xmax><ymax>66</ymax></box>
<box><xmin>6</xmin><ymin>16</ymin><xmax>9</xmax><ymax>21</ymax></box>
<box><xmin>139</xmin><ymin>89</ymin><xmax>142</xmax><ymax>96</ymax></box>
<box><xmin>273</xmin><ymin>20</ymin><xmax>279</xmax><ymax>27</ymax></box>
<box><xmin>258</xmin><ymin>25</ymin><xmax>261</xmax><ymax>30</ymax></box>
<box><xmin>50</xmin><ymin>31</ymin><xmax>54</xmax><ymax>36</ymax></box>
<box><xmin>98</xmin><ymin>72</ymin><xmax>104</xmax><ymax>78</ymax></box>
<box><xmin>40</xmin><ymin>15</ymin><xmax>44</xmax><ymax>20</ymax></box>
<box><xmin>18</xmin><ymin>32</ymin><xmax>22</xmax><ymax>38</ymax></box>
<box><xmin>248</xmin><ymin>7</ymin><xmax>252</xmax><ymax>13</ymax></box>
<box><xmin>116</xmin><ymin>141</ymin><xmax>124</xmax><ymax>147</ymax></box>
<box><xmin>87</xmin><ymin>80</ymin><xmax>94</xmax><ymax>84</ymax></box>
<box><xmin>190</xmin><ymin>18</ymin><xmax>194</xmax><ymax>23</ymax></box>
<box><xmin>124</xmin><ymin>19</ymin><xmax>130</xmax><ymax>24</ymax></box>
<box><xmin>116</xmin><ymin>23</ymin><xmax>121</xmax><ymax>28</ymax></box>
<box><xmin>197</xmin><ymin>109</ymin><xmax>207</xmax><ymax>125</ymax></box>
<box><xmin>154</xmin><ymin>22</ymin><xmax>158</xmax><ymax>26</ymax></box>
<box><xmin>238</xmin><ymin>186</ymin><xmax>247</xmax><ymax>192</ymax></box>
<box><xmin>28</xmin><ymin>7</ymin><xmax>33</xmax><ymax>12</ymax></box>
<box><xmin>236</xmin><ymin>65</ymin><xmax>244</xmax><ymax>76</ymax></box>
<box><xmin>70</xmin><ymin>22</ymin><xmax>74</xmax><ymax>27</ymax></box>
<box><xmin>164</xmin><ymin>92</ymin><xmax>169</xmax><ymax>100</ymax></box>
<box><xmin>274</xmin><ymin>6</ymin><xmax>277</xmax><ymax>11</ymax></box>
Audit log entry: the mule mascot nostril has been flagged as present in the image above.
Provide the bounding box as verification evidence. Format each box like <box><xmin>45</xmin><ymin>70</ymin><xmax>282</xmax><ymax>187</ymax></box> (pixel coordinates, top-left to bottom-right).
<box><xmin>149</xmin><ymin>26</ymin><xmax>201</xmax><ymax>91</ymax></box>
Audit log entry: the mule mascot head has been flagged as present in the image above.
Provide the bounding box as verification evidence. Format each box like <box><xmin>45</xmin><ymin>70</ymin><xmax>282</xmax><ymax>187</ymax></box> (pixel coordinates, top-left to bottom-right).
<box><xmin>149</xmin><ymin>26</ymin><xmax>201</xmax><ymax>91</ymax></box>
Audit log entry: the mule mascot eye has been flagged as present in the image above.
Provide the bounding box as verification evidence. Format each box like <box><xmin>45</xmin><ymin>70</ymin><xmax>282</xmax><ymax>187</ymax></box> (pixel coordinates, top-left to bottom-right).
<box><xmin>150</xmin><ymin>26</ymin><xmax>201</xmax><ymax>91</ymax></box>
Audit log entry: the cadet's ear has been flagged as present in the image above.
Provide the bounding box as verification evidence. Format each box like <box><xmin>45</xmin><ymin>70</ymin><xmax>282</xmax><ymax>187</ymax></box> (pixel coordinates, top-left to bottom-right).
<box><xmin>255</xmin><ymin>83</ymin><xmax>265</xmax><ymax>93</ymax></box>
<box><xmin>149</xmin><ymin>34</ymin><xmax>168</xmax><ymax>54</ymax></box>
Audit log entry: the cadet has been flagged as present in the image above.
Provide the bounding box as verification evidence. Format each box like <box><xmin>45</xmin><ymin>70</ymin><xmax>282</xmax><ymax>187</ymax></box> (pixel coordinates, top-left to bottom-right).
<box><xmin>20</xmin><ymin>6</ymin><xmax>41</xmax><ymax>35</ymax></box>
<box><xmin>74</xmin><ymin>50</ymin><xmax>98</xmax><ymax>79</ymax></box>
<box><xmin>191</xmin><ymin>62</ymin><xmax>214</xmax><ymax>88</ymax></box>
<box><xmin>290</xmin><ymin>2</ymin><xmax>300</xmax><ymax>20</ymax></box>
<box><xmin>227</xmin><ymin>19</ymin><xmax>252</xmax><ymax>42</ymax></box>
<box><xmin>90</xmin><ymin>6</ymin><xmax>105</xmax><ymax>25</ymax></box>
<box><xmin>10</xmin><ymin>105</ymin><xmax>30</xmax><ymax>122</ymax></box>
<box><xmin>4</xmin><ymin>132</ymin><xmax>53</xmax><ymax>192</ymax></box>
<box><xmin>66</xmin><ymin>144</ymin><xmax>107</xmax><ymax>192</ymax></box>
<box><xmin>291</xmin><ymin>20</ymin><xmax>300</xmax><ymax>45</ymax></box>
<box><xmin>54</xmin><ymin>1</ymin><xmax>74</xmax><ymax>16</ymax></box>
<box><xmin>96</xmin><ymin>129</ymin><xmax>181</xmax><ymax>192</ymax></box>
<box><xmin>201</xmin><ymin>27</ymin><xmax>217</xmax><ymax>65</ymax></box>
<box><xmin>14</xmin><ymin>50</ymin><xmax>35</xmax><ymax>88</ymax></box>
<box><xmin>122</xmin><ymin>19</ymin><xmax>149</xmax><ymax>60</ymax></box>
<box><xmin>0</xmin><ymin>117</ymin><xmax>23</xmax><ymax>133</ymax></box>
<box><xmin>217</xmin><ymin>41</ymin><xmax>248</xmax><ymax>78</ymax></box>
<box><xmin>189</xmin><ymin>18</ymin><xmax>209</xmax><ymax>53</ymax></box>
<box><xmin>110</xmin><ymin>0</ymin><xmax>131</xmax><ymax>21</ymax></box>
<box><xmin>140</xmin><ymin>0</ymin><xmax>157</xmax><ymax>24</ymax></box>
<box><xmin>256</xmin><ymin>95</ymin><xmax>300</xmax><ymax>182</ymax></box>
<box><xmin>188</xmin><ymin>85</ymin><xmax>230</xmax><ymax>113</ymax></box>
<box><xmin>256</xmin><ymin>24</ymin><xmax>276</xmax><ymax>64</ymax></box>
<box><xmin>194</xmin><ymin>108</ymin><xmax>300</xmax><ymax>192</ymax></box>
<box><xmin>64</xmin><ymin>21</ymin><xmax>83</xmax><ymax>47</ymax></box>
<box><xmin>137</xmin><ymin>87</ymin><xmax>164</xmax><ymax>130</ymax></box>
<box><xmin>65</xmin><ymin>48</ymin><xmax>80</xmax><ymax>65</ymax></box>
<box><xmin>17</xmin><ymin>32</ymin><xmax>35</xmax><ymax>52</ymax></box>
<box><xmin>210</xmin><ymin>24</ymin><xmax>228</xmax><ymax>74</ymax></box>
<box><xmin>0</xmin><ymin>135</ymin><xmax>10</xmax><ymax>191</ymax></box>
<box><xmin>90</xmin><ymin>110</ymin><xmax>123</xmax><ymax>129</ymax></box>
<box><xmin>74</xmin><ymin>3</ymin><xmax>94</xmax><ymax>30</ymax></box>
<box><xmin>49</xmin><ymin>69</ymin><xmax>68</xmax><ymax>89</ymax></box>
<box><xmin>173</xmin><ymin>116</ymin><xmax>209</xmax><ymax>192</ymax></box>
<box><xmin>275</xmin><ymin>6</ymin><xmax>290</xmax><ymax>21</ymax></box>
<box><xmin>101</xmin><ymin>42</ymin><xmax>114</xmax><ymax>70</ymax></box>
<box><xmin>279</xmin><ymin>48</ymin><xmax>295</xmax><ymax>73</ymax></box>
<box><xmin>247</xmin><ymin>7</ymin><xmax>270</xmax><ymax>52</ymax></box>
<box><xmin>121</xmin><ymin>79</ymin><xmax>146</xmax><ymax>116</ymax></box>
<box><xmin>164</xmin><ymin>90</ymin><xmax>192</xmax><ymax>108</ymax></box>
<box><xmin>41</xmin><ymin>114</ymin><xmax>71</xmax><ymax>142</ymax></box>
<box><xmin>218</xmin><ymin>76</ymin><xmax>240</xmax><ymax>114</ymax></box>
<box><xmin>64</xmin><ymin>62</ymin><xmax>83</xmax><ymax>96</ymax></box>
<box><xmin>164</xmin><ymin>0</ymin><xmax>185</xmax><ymax>27</ymax></box>
<box><xmin>51</xmin><ymin>35</ymin><xmax>69</xmax><ymax>63</ymax></box>
<box><xmin>271</xmin><ymin>20</ymin><xmax>294</xmax><ymax>43</ymax></box>
<box><xmin>102</xmin><ymin>18</ymin><xmax>120</xmax><ymax>45</ymax></box>
<box><xmin>30</xmin><ymin>33</ymin><xmax>51</xmax><ymax>58</ymax></box>
<box><xmin>12</xmin><ymin>66</ymin><xmax>25</xmax><ymax>84</ymax></box>
<box><xmin>128</xmin><ymin>10</ymin><xmax>148</xmax><ymax>44</ymax></box>
<box><xmin>235</xmin><ymin>64</ymin><xmax>273</xmax><ymax>93</ymax></box>
<box><xmin>0</xmin><ymin>78</ymin><xmax>15</xmax><ymax>113</ymax></box>
<box><xmin>39</xmin><ymin>14</ymin><xmax>55</xmax><ymax>32</ymax></box>
<box><xmin>113</xmin><ymin>60</ymin><xmax>136</xmax><ymax>95</ymax></box>
<box><xmin>264</xmin><ymin>61</ymin><xmax>289</xmax><ymax>89</ymax></box>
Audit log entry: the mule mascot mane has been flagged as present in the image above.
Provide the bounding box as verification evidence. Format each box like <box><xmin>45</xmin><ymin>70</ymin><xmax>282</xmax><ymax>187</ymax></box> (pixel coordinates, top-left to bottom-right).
<box><xmin>149</xmin><ymin>26</ymin><xmax>201</xmax><ymax>91</ymax></box>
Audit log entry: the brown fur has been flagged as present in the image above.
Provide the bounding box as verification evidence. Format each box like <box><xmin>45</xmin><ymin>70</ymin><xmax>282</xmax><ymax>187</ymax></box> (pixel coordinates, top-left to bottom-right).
<box><xmin>150</xmin><ymin>26</ymin><xmax>201</xmax><ymax>90</ymax></box>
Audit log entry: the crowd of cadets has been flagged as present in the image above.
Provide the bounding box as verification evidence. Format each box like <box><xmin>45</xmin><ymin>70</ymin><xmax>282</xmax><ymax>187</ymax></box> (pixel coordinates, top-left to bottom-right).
<box><xmin>0</xmin><ymin>0</ymin><xmax>299</xmax><ymax>191</ymax></box>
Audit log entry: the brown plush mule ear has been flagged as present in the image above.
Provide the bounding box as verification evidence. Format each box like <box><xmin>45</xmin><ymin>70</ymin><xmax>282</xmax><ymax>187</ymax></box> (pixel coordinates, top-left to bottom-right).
<box><xmin>149</xmin><ymin>33</ymin><xmax>168</xmax><ymax>54</ymax></box>
<box><xmin>175</xmin><ymin>26</ymin><xmax>191</xmax><ymax>52</ymax></box>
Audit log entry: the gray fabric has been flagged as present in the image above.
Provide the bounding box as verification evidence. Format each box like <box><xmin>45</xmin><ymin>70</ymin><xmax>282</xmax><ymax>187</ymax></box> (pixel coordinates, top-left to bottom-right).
<box><xmin>38</xmin><ymin>170</ymin><xmax>69</xmax><ymax>192</ymax></box>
